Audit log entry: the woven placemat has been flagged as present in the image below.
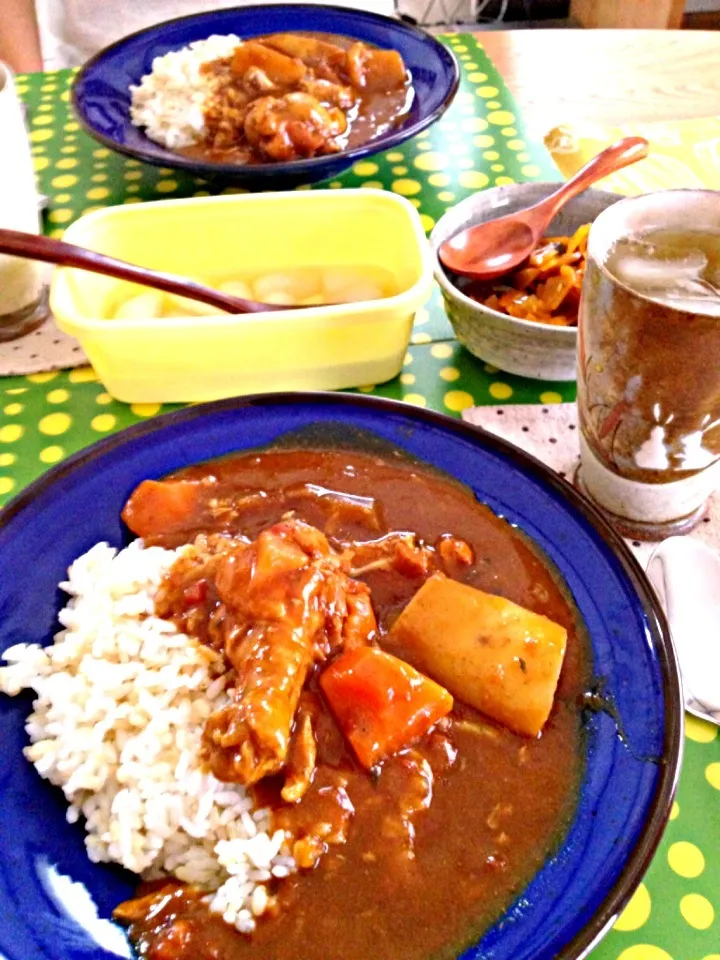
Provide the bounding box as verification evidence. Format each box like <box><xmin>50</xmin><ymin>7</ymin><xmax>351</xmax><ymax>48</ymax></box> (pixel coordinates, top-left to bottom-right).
<box><xmin>0</xmin><ymin>310</ymin><xmax>86</xmax><ymax>375</ymax></box>
<box><xmin>462</xmin><ymin>402</ymin><xmax>719</xmax><ymax>566</ymax></box>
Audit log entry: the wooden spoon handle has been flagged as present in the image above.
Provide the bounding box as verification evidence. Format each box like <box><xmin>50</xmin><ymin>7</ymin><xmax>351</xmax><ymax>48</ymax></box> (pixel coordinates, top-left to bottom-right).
<box><xmin>0</xmin><ymin>228</ymin><xmax>275</xmax><ymax>315</ymax></box>
<box><xmin>538</xmin><ymin>136</ymin><xmax>650</xmax><ymax>221</ymax></box>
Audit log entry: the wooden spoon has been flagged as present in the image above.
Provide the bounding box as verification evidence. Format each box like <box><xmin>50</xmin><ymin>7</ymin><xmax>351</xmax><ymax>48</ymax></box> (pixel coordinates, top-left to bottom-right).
<box><xmin>0</xmin><ymin>228</ymin><xmax>291</xmax><ymax>314</ymax></box>
<box><xmin>438</xmin><ymin>137</ymin><xmax>650</xmax><ymax>280</ymax></box>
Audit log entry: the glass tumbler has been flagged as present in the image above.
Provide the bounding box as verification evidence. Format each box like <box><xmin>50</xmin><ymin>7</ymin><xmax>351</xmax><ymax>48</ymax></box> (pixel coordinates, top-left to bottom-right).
<box><xmin>576</xmin><ymin>190</ymin><xmax>720</xmax><ymax>540</ymax></box>
<box><xmin>0</xmin><ymin>61</ymin><xmax>48</xmax><ymax>341</ymax></box>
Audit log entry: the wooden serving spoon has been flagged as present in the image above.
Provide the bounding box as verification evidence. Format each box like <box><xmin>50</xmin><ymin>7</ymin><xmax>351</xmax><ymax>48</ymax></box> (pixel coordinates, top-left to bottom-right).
<box><xmin>0</xmin><ymin>228</ymin><xmax>291</xmax><ymax>314</ymax></box>
<box><xmin>438</xmin><ymin>136</ymin><xmax>650</xmax><ymax>280</ymax></box>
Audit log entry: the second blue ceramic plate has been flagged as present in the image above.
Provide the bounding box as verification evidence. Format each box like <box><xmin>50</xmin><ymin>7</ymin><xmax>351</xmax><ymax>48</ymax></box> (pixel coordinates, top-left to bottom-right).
<box><xmin>72</xmin><ymin>4</ymin><xmax>459</xmax><ymax>187</ymax></box>
<box><xmin>0</xmin><ymin>393</ymin><xmax>682</xmax><ymax>960</ymax></box>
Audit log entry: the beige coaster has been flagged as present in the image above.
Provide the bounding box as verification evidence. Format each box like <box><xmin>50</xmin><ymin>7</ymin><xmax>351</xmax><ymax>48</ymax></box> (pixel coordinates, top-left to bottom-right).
<box><xmin>462</xmin><ymin>402</ymin><xmax>720</xmax><ymax>566</ymax></box>
<box><xmin>0</xmin><ymin>310</ymin><xmax>87</xmax><ymax>375</ymax></box>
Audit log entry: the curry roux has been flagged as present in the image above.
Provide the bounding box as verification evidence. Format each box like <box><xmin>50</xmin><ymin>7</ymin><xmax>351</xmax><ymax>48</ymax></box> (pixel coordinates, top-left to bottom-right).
<box><xmin>123</xmin><ymin>447</ymin><xmax>589</xmax><ymax>960</ymax></box>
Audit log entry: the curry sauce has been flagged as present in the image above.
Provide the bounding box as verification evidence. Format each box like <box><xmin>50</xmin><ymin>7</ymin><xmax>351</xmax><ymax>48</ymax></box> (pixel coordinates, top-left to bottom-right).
<box><xmin>119</xmin><ymin>447</ymin><xmax>589</xmax><ymax>960</ymax></box>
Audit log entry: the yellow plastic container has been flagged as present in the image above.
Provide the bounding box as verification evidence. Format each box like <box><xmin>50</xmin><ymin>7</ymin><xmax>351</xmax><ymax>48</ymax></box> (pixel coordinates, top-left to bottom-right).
<box><xmin>51</xmin><ymin>190</ymin><xmax>433</xmax><ymax>403</ymax></box>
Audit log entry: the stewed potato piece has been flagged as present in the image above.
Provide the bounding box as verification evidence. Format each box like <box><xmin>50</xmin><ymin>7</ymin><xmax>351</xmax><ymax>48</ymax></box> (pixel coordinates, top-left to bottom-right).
<box><xmin>389</xmin><ymin>574</ymin><xmax>568</xmax><ymax>737</ymax></box>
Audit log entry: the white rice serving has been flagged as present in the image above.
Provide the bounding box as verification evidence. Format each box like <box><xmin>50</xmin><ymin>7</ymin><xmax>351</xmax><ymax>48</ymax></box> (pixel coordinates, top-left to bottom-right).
<box><xmin>129</xmin><ymin>35</ymin><xmax>240</xmax><ymax>149</ymax></box>
<box><xmin>0</xmin><ymin>539</ymin><xmax>295</xmax><ymax>934</ymax></box>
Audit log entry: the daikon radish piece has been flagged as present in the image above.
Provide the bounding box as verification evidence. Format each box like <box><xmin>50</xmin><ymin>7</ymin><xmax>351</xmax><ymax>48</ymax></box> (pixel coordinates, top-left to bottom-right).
<box><xmin>163</xmin><ymin>280</ymin><xmax>254</xmax><ymax>316</ymax></box>
<box><xmin>322</xmin><ymin>267</ymin><xmax>387</xmax><ymax>304</ymax></box>
<box><xmin>322</xmin><ymin>266</ymin><xmax>395</xmax><ymax>303</ymax></box>
<box><xmin>218</xmin><ymin>279</ymin><xmax>254</xmax><ymax>300</ymax></box>
<box><xmin>163</xmin><ymin>293</ymin><xmax>225</xmax><ymax>317</ymax></box>
<box><xmin>263</xmin><ymin>291</ymin><xmax>295</xmax><ymax>306</ymax></box>
<box><xmin>333</xmin><ymin>280</ymin><xmax>384</xmax><ymax>303</ymax></box>
<box><xmin>389</xmin><ymin>573</ymin><xmax>568</xmax><ymax>737</ymax></box>
<box><xmin>113</xmin><ymin>290</ymin><xmax>165</xmax><ymax>320</ymax></box>
<box><xmin>253</xmin><ymin>269</ymin><xmax>321</xmax><ymax>303</ymax></box>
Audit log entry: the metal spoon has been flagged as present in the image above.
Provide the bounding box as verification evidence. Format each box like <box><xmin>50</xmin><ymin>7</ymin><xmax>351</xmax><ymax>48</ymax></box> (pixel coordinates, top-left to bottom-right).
<box><xmin>0</xmin><ymin>227</ymin><xmax>291</xmax><ymax>315</ymax></box>
<box><xmin>438</xmin><ymin>137</ymin><xmax>650</xmax><ymax>281</ymax></box>
<box><xmin>647</xmin><ymin>536</ymin><xmax>720</xmax><ymax>727</ymax></box>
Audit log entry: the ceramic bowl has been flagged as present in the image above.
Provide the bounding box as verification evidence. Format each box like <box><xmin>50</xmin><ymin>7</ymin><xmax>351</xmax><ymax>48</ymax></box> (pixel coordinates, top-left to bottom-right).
<box><xmin>430</xmin><ymin>184</ymin><xmax>621</xmax><ymax>381</ymax></box>
<box><xmin>71</xmin><ymin>4</ymin><xmax>459</xmax><ymax>188</ymax></box>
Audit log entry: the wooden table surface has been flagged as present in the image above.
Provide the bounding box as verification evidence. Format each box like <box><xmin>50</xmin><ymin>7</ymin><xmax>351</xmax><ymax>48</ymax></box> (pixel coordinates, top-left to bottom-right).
<box><xmin>479</xmin><ymin>29</ymin><xmax>720</xmax><ymax>132</ymax></box>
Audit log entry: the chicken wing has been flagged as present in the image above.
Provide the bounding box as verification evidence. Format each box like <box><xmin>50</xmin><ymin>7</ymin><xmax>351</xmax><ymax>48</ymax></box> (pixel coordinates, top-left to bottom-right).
<box><xmin>198</xmin><ymin>520</ymin><xmax>376</xmax><ymax>786</ymax></box>
<box><xmin>243</xmin><ymin>92</ymin><xmax>346</xmax><ymax>162</ymax></box>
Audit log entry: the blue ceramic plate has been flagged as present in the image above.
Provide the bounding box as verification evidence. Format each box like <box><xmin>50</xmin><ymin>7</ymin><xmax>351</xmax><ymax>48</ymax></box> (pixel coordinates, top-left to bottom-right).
<box><xmin>71</xmin><ymin>4</ymin><xmax>459</xmax><ymax>187</ymax></box>
<box><xmin>0</xmin><ymin>393</ymin><xmax>682</xmax><ymax>960</ymax></box>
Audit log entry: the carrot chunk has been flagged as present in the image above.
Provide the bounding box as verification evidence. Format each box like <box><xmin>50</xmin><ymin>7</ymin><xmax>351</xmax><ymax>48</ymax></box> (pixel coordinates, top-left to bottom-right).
<box><xmin>320</xmin><ymin>646</ymin><xmax>453</xmax><ymax>768</ymax></box>
<box><xmin>121</xmin><ymin>479</ymin><xmax>205</xmax><ymax>538</ymax></box>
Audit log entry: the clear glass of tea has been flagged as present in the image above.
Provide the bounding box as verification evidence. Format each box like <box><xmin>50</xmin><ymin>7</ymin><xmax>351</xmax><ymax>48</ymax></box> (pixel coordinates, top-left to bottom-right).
<box><xmin>576</xmin><ymin>189</ymin><xmax>720</xmax><ymax>540</ymax></box>
<box><xmin>0</xmin><ymin>61</ymin><xmax>48</xmax><ymax>341</ymax></box>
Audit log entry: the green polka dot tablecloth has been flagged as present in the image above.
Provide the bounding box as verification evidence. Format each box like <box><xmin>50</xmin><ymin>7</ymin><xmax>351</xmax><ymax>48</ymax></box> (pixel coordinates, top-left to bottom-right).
<box><xmin>2</xmin><ymin>33</ymin><xmax>719</xmax><ymax>960</ymax></box>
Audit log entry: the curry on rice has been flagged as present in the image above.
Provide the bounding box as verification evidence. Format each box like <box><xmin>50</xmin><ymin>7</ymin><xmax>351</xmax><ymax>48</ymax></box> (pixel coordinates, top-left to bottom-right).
<box><xmin>131</xmin><ymin>32</ymin><xmax>414</xmax><ymax>165</ymax></box>
<box><xmin>109</xmin><ymin>445</ymin><xmax>589</xmax><ymax>960</ymax></box>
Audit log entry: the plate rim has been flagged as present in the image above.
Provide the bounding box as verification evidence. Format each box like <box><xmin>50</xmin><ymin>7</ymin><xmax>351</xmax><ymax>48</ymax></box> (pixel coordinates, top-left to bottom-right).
<box><xmin>70</xmin><ymin>2</ymin><xmax>460</xmax><ymax>180</ymax></box>
<box><xmin>0</xmin><ymin>390</ymin><xmax>684</xmax><ymax>960</ymax></box>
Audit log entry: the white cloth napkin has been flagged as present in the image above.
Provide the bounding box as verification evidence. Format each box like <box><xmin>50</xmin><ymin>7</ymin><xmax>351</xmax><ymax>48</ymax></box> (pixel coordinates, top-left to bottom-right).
<box><xmin>647</xmin><ymin>538</ymin><xmax>720</xmax><ymax>723</ymax></box>
<box><xmin>463</xmin><ymin>402</ymin><xmax>720</xmax><ymax>725</ymax></box>
<box><xmin>0</xmin><ymin>312</ymin><xmax>86</xmax><ymax>375</ymax></box>
<box><xmin>462</xmin><ymin>402</ymin><xmax>720</xmax><ymax>566</ymax></box>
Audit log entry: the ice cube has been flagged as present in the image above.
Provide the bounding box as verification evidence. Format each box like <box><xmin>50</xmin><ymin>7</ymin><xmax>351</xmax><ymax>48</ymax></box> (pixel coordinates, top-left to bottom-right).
<box><xmin>653</xmin><ymin>278</ymin><xmax>720</xmax><ymax>315</ymax></box>
<box><xmin>613</xmin><ymin>249</ymin><xmax>708</xmax><ymax>291</ymax></box>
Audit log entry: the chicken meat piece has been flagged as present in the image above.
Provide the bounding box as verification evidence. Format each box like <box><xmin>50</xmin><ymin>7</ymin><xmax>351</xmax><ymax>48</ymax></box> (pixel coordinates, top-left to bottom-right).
<box><xmin>346</xmin><ymin>41</ymin><xmax>407</xmax><ymax>93</ymax></box>
<box><xmin>274</xmin><ymin>769</ymin><xmax>356</xmax><ymax>870</ymax></box>
<box><xmin>437</xmin><ymin>534</ymin><xmax>475</xmax><ymax>578</ymax></box>
<box><xmin>240</xmin><ymin>65</ymin><xmax>277</xmax><ymax>97</ymax></box>
<box><xmin>196</xmin><ymin>520</ymin><xmax>376</xmax><ymax>786</ymax></box>
<box><xmin>281</xmin><ymin>700</ymin><xmax>317</xmax><ymax>803</ymax></box>
<box><xmin>243</xmin><ymin>92</ymin><xmax>347</xmax><ymax>161</ymax></box>
<box><xmin>299</xmin><ymin>77</ymin><xmax>357</xmax><ymax>110</ymax></box>
<box><xmin>284</xmin><ymin>482</ymin><xmax>384</xmax><ymax>534</ymax></box>
<box><xmin>343</xmin><ymin>532</ymin><xmax>436</xmax><ymax>579</ymax></box>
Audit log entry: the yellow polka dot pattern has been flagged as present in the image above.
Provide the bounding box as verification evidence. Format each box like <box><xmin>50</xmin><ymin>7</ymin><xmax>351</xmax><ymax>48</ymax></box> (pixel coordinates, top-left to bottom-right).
<box><xmin>91</xmin><ymin>414</ymin><xmax>117</xmax><ymax>432</ymax></box>
<box><xmin>617</xmin><ymin>948</ymin><xmax>673</xmax><ymax>960</ymax></box>
<box><xmin>614</xmin><ymin>884</ymin><xmax>652</xmax><ymax>932</ymax></box>
<box><xmin>39</xmin><ymin>413</ymin><xmax>71</xmax><ymax>436</ymax></box>
<box><xmin>686</xmin><ymin>715</ymin><xmax>717</xmax><ymax>743</ymax></box>
<box><xmin>392</xmin><ymin>179</ymin><xmax>422</xmax><ymax>196</ymax></box>
<box><xmin>444</xmin><ymin>390</ymin><xmax>474</xmax><ymax>412</ymax></box>
<box><xmin>668</xmin><ymin>841</ymin><xmax>705</xmax><ymax>878</ymax></box>
<box><xmin>489</xmin><ymin>383</ymin><xmax>513</xmax><ymax>400</ymax></box>
<box><xmin>0</xmin><ymin>424</ymin><xmax>23</xmax><ymax>443</ymax></box>
<box><xmin>6</xmin><ymin>48</ymin><xmax>720</xmax><ymax>960</ymax></box>
<box><xmin>681</xmin><ymin>894</ymin><xmax>715</xmax><ymax>930</ymax></box>
<box><xmin>39</xmin><ymin>445</ymin><xmax>65</xmax><ymax>464</ymax></box>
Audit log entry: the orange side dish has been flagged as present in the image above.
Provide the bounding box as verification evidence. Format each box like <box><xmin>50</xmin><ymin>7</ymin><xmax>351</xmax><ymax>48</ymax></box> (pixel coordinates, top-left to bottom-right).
<box><xmin>469</xmin><ymin>223</ymin><xmax>590</xmax><ymax>327</ymax></box>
